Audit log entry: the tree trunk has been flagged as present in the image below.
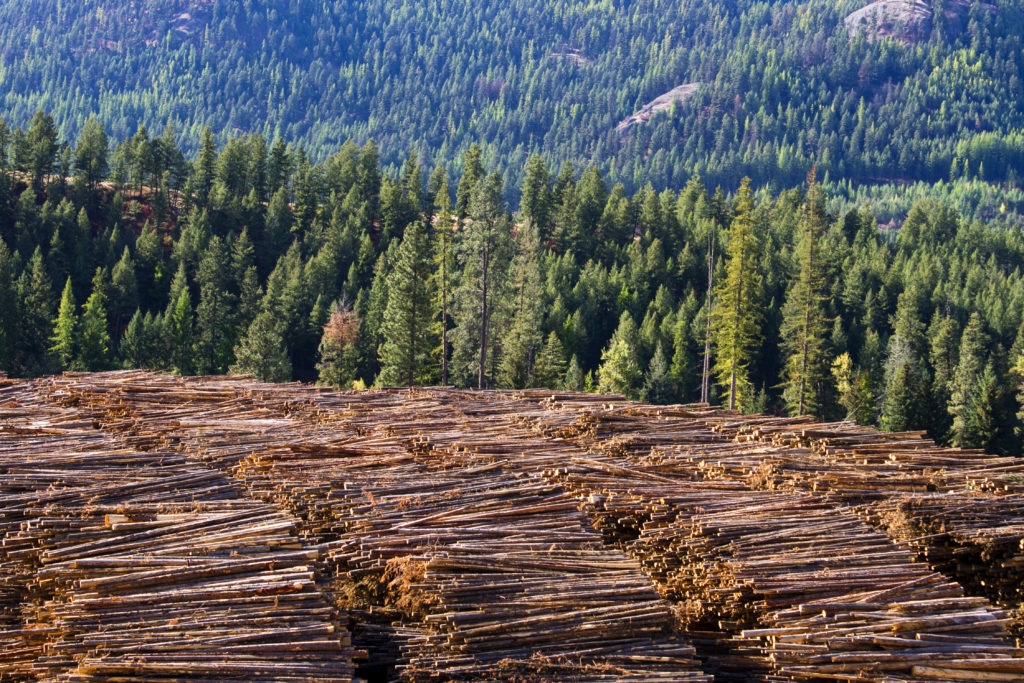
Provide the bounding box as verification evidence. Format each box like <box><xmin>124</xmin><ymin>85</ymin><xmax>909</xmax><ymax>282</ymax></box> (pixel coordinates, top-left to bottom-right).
<box><xmin>478</xmin><ymin>242</ymin><xmax>490</xmax><ymax>390</ymax></box>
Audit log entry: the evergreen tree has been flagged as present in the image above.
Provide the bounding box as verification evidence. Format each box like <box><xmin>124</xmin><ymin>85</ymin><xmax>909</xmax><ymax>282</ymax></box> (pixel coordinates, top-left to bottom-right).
<box><xmin>15</xmin><ymin>249</ymin><xmax>55</xmax><ymax>376</ymax></box>
<box><xmin>455</xmin><ymin>144</ymin><xmax>484</xmax><ymax>219</ymax></box>
<box><xmin>167</xmin><ymin>287</ymin><xmax>194</xmax><ymax>376</ymax></box>
<box><xmin>451</xmin><ymin>174</ymin><xmax>512</xmax><ymax>388</ymax></box>
<box><xmin>434</xmin><ymin>182</ymin><xmax>456</xmax><ymax>385</ymax></box>
<box><xmin>564</xmin><ymin>355</ymin><xmax>585</xmax><ymax>391</ymax></box>
<box><xmin>498</xmin><ymin>219</ymin><xmax>543</xmax><ymax>389</ymax></box>
<box><xmin>193</xmin><ymin>237</ymin><xmax>236</xmax><ymax>374</ymax></box>
<box><xmin>928</xmin><ymin>313</ymin><xmax>959</xmax><ymax>441</ymax></box>
<box><xmin>119</xmin><ymin>309</ymin><xmax>148</xmax><ymax>368</ymax></box>
<box><xmin>78</xmin><ymin>269</ymin><xmax>111</xmax><ymax>371</ymax></box>
<box><xmin>530</xmin><ymin>331</ymin><xmax>567</xmax><ymax>389</ymax></box>
<box><xmin>780</xmin><ymin>170</ymin><xmax>831</xmax><ymax>417</ymax></box>
<box><xmin>711</xmin><ymin>178</ymin><xmax>762</xmax><ymax>411</ymax></box>
<box><xmin>378</xmin><ymin>222</ymin><xmax>437</xmax><ymax>386</ymax></box>
<box><xmin>0</xmin><ymin>241</ymin><xmax>17</xmax><ymax>372</ymax></box>
<box><xmin>26</xmin><ymin>110</ymin><xmax>58</xmax><ymax>194</ymax></box>
<box><xmin>598</xmin><ymin>312</ymin><xmax>642</xmax><ymax>399</ymax></box>
<box><xmin>520</xmin><ymin>154</ymin><xmax>553</xmax><ymax>241</ymax></box>
<box><xmin>643</xmin><ymin>342</ymin><xmax>675</xmax><ymax>404</ymax></box>
<box><xmin>50</xmin><ymin>277</ymin><xmax>78</xmax><ymax>371</ymax></box>
<box><xmin>949</xmin><ymin>312</ymin><xmax>989</xmax><ymax>447</ymax></box>
<box><xmin>231</xmin><ymin>311</ymin><xmax>292</xmax><ymax>382</ymax></box>
<box><xmin>74</xmin><ymin>116</ymin><xmax>109</xmax><ymax>193</ymax></box>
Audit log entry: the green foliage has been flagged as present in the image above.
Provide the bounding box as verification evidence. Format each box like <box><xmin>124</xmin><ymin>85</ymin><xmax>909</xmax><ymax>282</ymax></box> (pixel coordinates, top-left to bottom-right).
<box><xmin>50</xmin><ymin>278</ymin><xmax>78</xmax><ymax>371</ymax></box>
<box><xmin>232</xmin><ymin>311</ymin><xmax>292</xmax><ymax>383</ymax></box>
<box><xmin>1</xmin><ymin>109</ymin><xmax>1023</xmax><ymax>457</ymax></box>
<box><xmin>711</xmin><ymin>178</ymin><xmax>762</xmax><ymax>411</ymax></box>
<box><xmin>378</xmin><ymin>222</ymin><xmax>437</xmax><ymax>387</ymax></box>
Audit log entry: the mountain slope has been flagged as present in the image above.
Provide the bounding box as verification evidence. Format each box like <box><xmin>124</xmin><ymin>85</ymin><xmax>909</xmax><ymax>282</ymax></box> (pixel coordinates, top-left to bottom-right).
<box><xmin>0</xmin><ymin>0</ymin><xmax>1022</xmax><ymax>192</ymax></box>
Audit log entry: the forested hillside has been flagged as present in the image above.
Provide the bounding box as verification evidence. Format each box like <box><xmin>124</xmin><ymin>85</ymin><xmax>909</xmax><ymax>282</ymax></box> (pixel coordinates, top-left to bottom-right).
<box><xmin>1</xmin><ymin>114</ymin><xmax>1024</xmax><ymax>456</ymax></box>
<box><xmin>1</xmin><ymin>0</ymin><xmax>1023</xmax><ymax>198</ymax></box>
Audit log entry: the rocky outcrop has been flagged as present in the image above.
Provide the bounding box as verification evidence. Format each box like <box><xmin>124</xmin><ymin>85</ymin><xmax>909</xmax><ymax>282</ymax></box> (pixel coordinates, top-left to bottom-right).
<box><xmin>844</xmin><ymin>0</ymin><xmax>972</xmax><ymax>45</ymax></box>
<box><xmin>616</xmin><ymin>83</ymin><xmax>701</xmax><ymax>135</ymax></box>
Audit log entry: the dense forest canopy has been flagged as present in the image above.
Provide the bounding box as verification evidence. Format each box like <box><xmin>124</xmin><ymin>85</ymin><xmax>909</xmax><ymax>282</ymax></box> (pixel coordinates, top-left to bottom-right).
<box><xmin>1</xmin><ymin>114</ymin><xmax>1024</xmax><ymax>457</ymax></box>
<box><xmin>1</xmin><ymin>0</ymin><xmax>1023</xmax><ymax>203</ymax></box>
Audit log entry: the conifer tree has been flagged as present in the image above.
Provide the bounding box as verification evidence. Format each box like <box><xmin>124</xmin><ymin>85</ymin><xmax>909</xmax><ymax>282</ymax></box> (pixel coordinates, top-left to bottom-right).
<box><xmin>74</xmin><ymin>116</ymin><xmax>109</xmax><ymax>194</ymax></box>
<box><xmin>520</xmin><ymin>154</ymin><xmax>553</xmax><ymax>241</ymax></box>
<box><xmin>949</xmin><ymin>312</ymin><xmax>989</xmax><ymax>447</ymax></box>
<box><xmin>564</xmin><ymin>355</ymin><xmax>585</xmax><ymax>391</ymax></box>
<box><xmin>643</xmin><ymin>342</ymin><xmax>675</xmax><ymax>404</ymax></box>
<box><xmin>193</xmin><ymin>237</ymin><xmax>235</xmax><ymax>374</ymax></box>
<box><xmin>780</xmin><ymin>170</ymin><xmax>830</xmax><ymax>417</ymax></box>
<box><xmin>15</xmin><ymin>249</ymin><xmax>55</xmax><ymax>376</ymax></box>
<box><xmin>451</xmin><ymin>174</ymin><xmax>512</xmax><ymax>388</ymax></box>
<box><xmin>119</xmin><ymin>309</ymin><xmax>147</xmax><ymax>368</ymax></box>
<box><xmin>378</xmin><ymin>222</ymin><xmax>437</xmax><ymax>387</ymax></box>
<box><xmin>498</xmin><ymin>219</ymin><xmax>543</xmax><ymax>389</ymax></box>
<box><xmin>598</xmin><ymin>312</ymin><xmax>642</xmax><ymax>399</ymax></box>
<box><xmin>455</xmin><ymin>144</ymin><xmax>484</xmax><ymax>219</ymax></box>
<box><xmin>434</xmin><ymin>182</ymin><xmax>456</xmax><ymax>385</ymax></box>
<box><xmin>167</xmin><ymin>287</ymin><xmax>194</xmax><ymax>376</ymax></box>
<box><xmin>51</xmin><ymin>278</ymin><xmax>78</xmax><ymax>371</ymax></box>
<box><xmin>928</xmin><ymin>313</ymin><xmax>959</xmax><ymax>441</ymax></box>
<box><xmin>78</xmin><ymin>269</ymin><xmax>111</xmax><ymax>371</ymax></box>
<box><xmin>530</xmin><ymin>331</ymin><xmax>567</xmax><ymax>389</ymax></box>
<box><xmin>231</xmin><ymin>311</ymin><xmax>292</xmax><ymax>382</ymax></box>
<box><xmin>0</xmin><ymin>241</ymin><xmax>17</xmax><ymax>372</ymax></box>
<box><xmin>711</xmin><ymin>178</ymin><xmax>762</xmax><ymax>411</ymax></box>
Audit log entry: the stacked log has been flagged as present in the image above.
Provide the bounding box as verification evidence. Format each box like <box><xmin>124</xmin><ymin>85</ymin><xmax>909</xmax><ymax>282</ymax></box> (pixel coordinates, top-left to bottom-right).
<box><xmin>10</xmin><ymin>372</ymin><xmax>1024</xmax><ymax>681</ymax></box>
<box><xmin>0</xmin><ymin>391</ymin><xmax>356</xmax><ymax>682</ymax></box>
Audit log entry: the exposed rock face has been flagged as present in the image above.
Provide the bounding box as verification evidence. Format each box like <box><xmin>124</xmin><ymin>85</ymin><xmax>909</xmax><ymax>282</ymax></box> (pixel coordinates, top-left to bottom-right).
<box><xmin>844</xmin><ymin>0</ymin><xmax>972</xmax><ymax>44</ymax></box>
<box><xmin>616</xmin><ymin>83</ymin><xmax>702</xmax><ymax>135</ymax></box>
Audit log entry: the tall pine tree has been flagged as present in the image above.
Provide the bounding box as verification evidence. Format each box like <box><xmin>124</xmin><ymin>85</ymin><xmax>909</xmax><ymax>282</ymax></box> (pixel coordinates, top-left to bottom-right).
<box><xmin>711</xmin><ymin>178</ymin><xmax>762</xmax><ymax>411</ymax></box>
<box><xmin>378</xmin><ymin>222</ymin><xmax>437</xmax><ymax>387</ymax></box>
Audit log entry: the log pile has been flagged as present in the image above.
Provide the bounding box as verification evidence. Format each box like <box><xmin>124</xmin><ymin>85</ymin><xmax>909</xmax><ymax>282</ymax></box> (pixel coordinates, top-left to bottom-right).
<box><xmin>4</xmin><ymin>371</ymin><xmax>1024</xmax><ymax>681</ymax></box>
<box><xmin>38</xmin><ymin>374</ymin><xmax>709</xmax><ymax>681</ymax></box>
<box><xmin>0</xmin><ymin>387</ymin><xmax>356</xmax><ymax>682</ymax></box>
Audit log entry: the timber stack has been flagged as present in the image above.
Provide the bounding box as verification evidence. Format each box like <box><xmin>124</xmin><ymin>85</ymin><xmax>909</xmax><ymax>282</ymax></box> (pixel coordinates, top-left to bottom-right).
<box><xmin>2</xmin><ymin>370</ymin><xmax>1024</xmax><ymax>681</ymax></box>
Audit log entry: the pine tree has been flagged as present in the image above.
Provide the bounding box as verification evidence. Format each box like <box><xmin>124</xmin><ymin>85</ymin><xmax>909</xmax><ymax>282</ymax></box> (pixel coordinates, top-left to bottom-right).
<box><xmin>598</xmin><ymin>312</ymin><xmax>642</xmax><ymax>399</ymax></box>
<box><xmin>167</xmin><ymin>287</ymin><xmax>194</xmax><ymax>376</ymax></box>
<box><xmin>78</xmin><ymin>268</ymin><xmax>111</xmax><ymax>371</ymax></box>
<box><xmin>564</xmin><ymin>355</ymin><xmax>585</xmax><ymax>391</ymax></box>
<box><xmin>15</xmin><ymin>249</ymin><xmax>55</xmax><ymax>376</ymax></box>
<box><xmin>520</xmin><ymin>154</ymin><xmax>553</xmax><ymax>242</ymax></box>
<box><xmin>378</xmin><ymin>222</ymin><xmax>437</xmax><ymax>386</ymax></box>
<box><xmin>498</xmin><ymin>219</ymin><xmax>543</xmax><ymax>389</ymax></box>
<box><xmin>949</xmin><ymin>312</ymin><xmax>988</xmax><ymax>447</ymax></box>
<box><xmin>74</xmin><ymin>116</ymin><xmax>109</xmax><ymax>193</ymax></box>
<box><xmin>434</xmin><ymin>183</ymin><xmax>456</xmax><ymax>385</ymax></box>
<box><xmin>643</xmin><ymin>342</ymin><xmax>675</xmax><ymax>404</ymax></box>
<box><xmin>119</xmin><ymin>309</ymin><xmax>147</xmax><ymax>368</ymax></box>
<box><xmin>530</xmin><ymin>331</ymin><xmax>567</xmax><ymax>389</ymax></box>
<box><xmin>27</xmin><ymin>110</ymin><xmax>59</xmax><ymax>194</ymax></box>
<box><xmin>780</xmin><ymin>170</ymin><xmax>831</xmax><ymax>417</ymax></box>
<box><xmin>928</xmin><ymin>313</ymin><xmax>959</xmax><ymax>442</ymax></box>
<box><xmin>0</xmin><ymin>240</ymin><xmax>17</xmax><ymax>372</ymax></box>
<box><xmin>451</xmin><ymin>174</ymin><xmax>512</xmax><ymax>388</ymax></box>
<box><xmin>50</xmin><ymin>277</ymin><xmax>78</xmax><ymax>371</ymax></box>
<box><xmin>231</xmin><ymin>311</ymin><xmax>292</xmax><ymax>382</ymax></box>
<box><xmin>711</xmin><ymin>178</ymin><xmax>762</xmax><ymax>411</ymax></box>
<box><xmin>193</xmin><ymin>237</ymin><xmax>236</xmax><ymax>375</ymax></box>
<box><xmin>455</xmin><ymin>144</ymin><xmax>484</xmax><ymax>219</ymax></box>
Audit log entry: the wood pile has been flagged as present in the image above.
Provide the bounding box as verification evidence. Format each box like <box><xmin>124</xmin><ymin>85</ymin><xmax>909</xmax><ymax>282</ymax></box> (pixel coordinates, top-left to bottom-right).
<box><xmin>37</xmin><ymin>373</ymin><xmax>709</xmax><ymax>681</ymax></box>
<box><xmin>5</xmin><ymin>371</ymin><xmax>1024</xmax><ymax>681</ymax></box>
<box><xmin>0</xmin><ymin>386</ymin><xmax>356</xmax><ymax>682</ymax></box>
